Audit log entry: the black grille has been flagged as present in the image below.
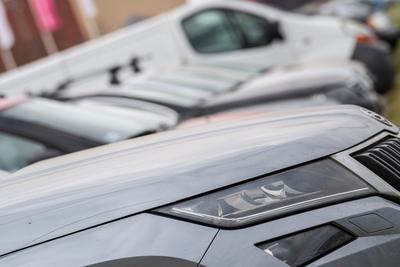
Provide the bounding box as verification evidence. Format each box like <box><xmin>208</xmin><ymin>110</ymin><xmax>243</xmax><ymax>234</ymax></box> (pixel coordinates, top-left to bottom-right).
<box><xmin>353</xmin><ymin>136</ymin><xmax>400</xmax><ymax>190</ymax></box>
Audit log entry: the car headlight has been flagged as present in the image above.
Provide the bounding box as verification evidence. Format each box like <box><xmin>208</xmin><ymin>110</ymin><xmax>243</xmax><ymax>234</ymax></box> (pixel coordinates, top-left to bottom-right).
<box><xmin>155</xmin><ymin>160</ymin><xmax>374</xmax><ymax>228</ymax></box>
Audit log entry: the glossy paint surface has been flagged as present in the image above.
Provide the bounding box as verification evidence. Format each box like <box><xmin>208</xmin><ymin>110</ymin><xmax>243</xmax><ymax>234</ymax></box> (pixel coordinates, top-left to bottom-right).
<box><xmin>0</xmin><ymin>106</ymin><xmax>396</xmax><ymax>256</ymax></box>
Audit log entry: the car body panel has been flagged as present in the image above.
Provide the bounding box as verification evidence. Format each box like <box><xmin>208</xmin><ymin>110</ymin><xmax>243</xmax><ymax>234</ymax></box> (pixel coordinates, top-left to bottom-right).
<box><xmin>178</xmin><ymin>97</ymin><xmax>340</xmax><ymax>129</ymax></box>
<box><xmin>61</xmin><ymin>86</ymin><xmax>202</xmax><ymax>109</ymax></box>
<box><xmin>0</xmin><ymin>106</ymin><xmax>396</xmax><ymax>256</ymax></box>
<box><xmin>128</xmin><ymin>79</ymin><xmax>214</xmax><ymax>99</ymax></box>
<box><xmin>200</xmin><ymin>197</ymin><xmax>400</xmax><ymax>267</ymax></box>
<box><xmin>0</xmin><ymin>170</ymin><xmax>9</xmax><ymax>180</ymax></box>
<box><xmin>0</xmin><ymin>214</ymin><xmax>217</xmax><ymax>267</ymax></box>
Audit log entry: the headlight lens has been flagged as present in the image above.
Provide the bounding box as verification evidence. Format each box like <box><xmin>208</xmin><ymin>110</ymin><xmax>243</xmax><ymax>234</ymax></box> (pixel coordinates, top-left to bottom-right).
<box><xmin>155</xmin><ymin>160</ymin><xmax>374</xmax><ymax>228</ymax></box>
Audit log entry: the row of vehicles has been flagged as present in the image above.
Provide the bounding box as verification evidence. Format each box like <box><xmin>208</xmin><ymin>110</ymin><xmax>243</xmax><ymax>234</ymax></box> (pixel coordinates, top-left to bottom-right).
<box><xmin>0</xmin><ymin>60</ymin><xmax>383</xmax><ymax>172</ymax></box>
<box><xmin>0</xmin><ymin>0</ymin><xmax>399</xmax><ymax>266</ymax></box>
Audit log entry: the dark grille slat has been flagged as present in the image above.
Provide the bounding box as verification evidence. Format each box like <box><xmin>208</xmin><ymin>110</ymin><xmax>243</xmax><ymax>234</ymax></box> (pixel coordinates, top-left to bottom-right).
<box><xmin>381</xmin><ymin>146</ymin><xmax>400</xmax><ymax>160</ymax></box>
<box><xmin>381</xmin><ymin>148</ymin><xmax>400</xmax><ymax>166</ymax></box>
<box><xmin>353</xmin><ymin>137</ymin><xmax>400</xmax><ymax>191</ymax></box>
<box><xmin>371</xmin><ymin>151</ymin><xmax>400</xmax><ymax>176</ymax></box>
<box><xmin>355</xmin><ymin>153</ymin><xmax>399</xmax><ymax>178</ymax></box>
<box><xmin>372</xmin><ymin>149</ymin><xmax>400</xmax><ymax>173</ymax></box>
<box><xmin>391</xmin><ymin>140</ymin><xmax>400</xmax><ymax>150</ymax></box>
<box><xmin>381</xmin><ymin>140</ymin><xmax>400</xmax><ymax>153</ymax></box>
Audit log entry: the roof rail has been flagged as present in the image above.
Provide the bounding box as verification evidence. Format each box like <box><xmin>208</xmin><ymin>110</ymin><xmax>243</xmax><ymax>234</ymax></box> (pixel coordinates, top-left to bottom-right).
<box><xmin>50</xmin><ymin>55</ymin><xmax>146</xmax><ymax>93</ymax></box>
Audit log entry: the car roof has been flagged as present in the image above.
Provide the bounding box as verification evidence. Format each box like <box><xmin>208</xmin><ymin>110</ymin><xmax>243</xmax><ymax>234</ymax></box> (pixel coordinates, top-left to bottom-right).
<box><xmin>0</xmin><ymin>105</ymin><xmax>395</xmax><ymax>256</ymax></box>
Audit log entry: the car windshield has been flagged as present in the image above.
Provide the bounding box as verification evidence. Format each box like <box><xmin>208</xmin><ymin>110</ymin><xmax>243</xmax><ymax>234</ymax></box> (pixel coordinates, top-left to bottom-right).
<box><xmin>1</xmin><ymin>98</ymin><xmax>154</xmax><ymax>144</ymax></box>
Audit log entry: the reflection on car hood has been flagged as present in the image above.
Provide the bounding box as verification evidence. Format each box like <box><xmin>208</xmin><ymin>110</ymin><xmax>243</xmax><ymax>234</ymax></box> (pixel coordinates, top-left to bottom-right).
<box><xmin>0</xmin><ymin>106</ymin><xmax>397</xmax><ymax>256</ymax></box>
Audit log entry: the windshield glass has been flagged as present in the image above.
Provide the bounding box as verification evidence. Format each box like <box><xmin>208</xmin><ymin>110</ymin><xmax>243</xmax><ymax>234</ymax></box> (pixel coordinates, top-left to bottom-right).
<box><xmin>1</xmin><ymin>98</ymin><xmax>154</xmax><ymax>144</ymax></box>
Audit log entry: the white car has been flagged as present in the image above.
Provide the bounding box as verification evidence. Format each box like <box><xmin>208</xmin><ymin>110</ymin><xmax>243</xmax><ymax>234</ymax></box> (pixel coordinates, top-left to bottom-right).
<box><xmin>0</xmin><ymin>171</ymin><xmax>8</xmax><ymax>180</ymax></box>
<box><xmin>51</xmin><ymin>59</ymin><xmax>383</xmax><ymax>116</ymax></box>
<box><xmin>0</xmin><ymin>0</ymin><xmax>394</xmax><ymax>95</ymax></box>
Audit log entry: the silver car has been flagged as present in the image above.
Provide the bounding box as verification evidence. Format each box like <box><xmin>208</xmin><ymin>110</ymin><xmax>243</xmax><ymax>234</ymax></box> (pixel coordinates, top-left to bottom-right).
<box><xmin>0</xmin><ymin>105</ymin><xmax>399</xmax><ymax>266</ymax></box>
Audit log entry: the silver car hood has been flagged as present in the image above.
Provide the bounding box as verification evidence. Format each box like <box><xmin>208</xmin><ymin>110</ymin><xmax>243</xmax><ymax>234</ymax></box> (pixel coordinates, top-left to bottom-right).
<box><xmin>0</xmin><ymin>106</ymin><xmax>397</xmax><ymax>256</ymax></box>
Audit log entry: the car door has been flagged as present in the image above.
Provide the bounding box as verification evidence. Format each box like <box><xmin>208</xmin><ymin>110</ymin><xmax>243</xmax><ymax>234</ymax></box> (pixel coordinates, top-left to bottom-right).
<box><xmin>177</xmin><ymin>7</ymin><xmax>296</xmax><ymax>67</ymax></box>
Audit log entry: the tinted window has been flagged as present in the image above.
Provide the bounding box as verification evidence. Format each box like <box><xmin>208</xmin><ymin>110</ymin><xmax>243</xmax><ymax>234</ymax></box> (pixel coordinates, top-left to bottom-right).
<box><xmin>233</xmin><ymin>12</ymin><xmax>273</xmax><ymax>48</ymax></box>
<box><xmin>182</xmin><ymin>10</ymin><xmax>243</xmax><ymax>53</ymax></box>
<box><xmin>0</xmin><ymin>132</ymin><xmax>50</xmax><ymax>172</ymax></box>
<box><xmin>1</xmin><ymin>99</ymin><xmax>153</xmax><ymax>144</ymax></box>
<box><xmin>183</xmin><ymin>9</ymin><xmax>273</xmax><ymax>54</ymax></box>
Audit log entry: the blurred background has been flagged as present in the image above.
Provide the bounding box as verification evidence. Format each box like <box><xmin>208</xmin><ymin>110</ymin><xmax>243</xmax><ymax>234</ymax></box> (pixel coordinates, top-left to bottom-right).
<box><xmin>0</xmin><ymin>0</ymin><xmax>185</xmax><ymax>71</ymax></box>
<box><xmin>0</xmin><ymin>0</ymin><xmax>398</xmax><ymax>120</ymax></box>
<box><xmin>387</xmin><ymin>2</ymin><xmax>400</xmax><ymax>123</ymax></box>
<box><xmin>0</xmin><ymin>0</ymin><xmax>398</xmax><ymax>174</ymax></box>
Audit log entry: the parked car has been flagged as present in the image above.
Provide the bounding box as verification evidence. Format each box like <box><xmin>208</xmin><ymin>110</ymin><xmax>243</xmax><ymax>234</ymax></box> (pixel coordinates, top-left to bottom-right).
<box><xmin>262</xmin><ymin>0</ymin><xmax>400</xmax><ymax>49</ymax></box>
<box><xmin>1</xmin><ymin>106</ymin><xmax>400</xmax><ymax>266</ymax></box>
<box><xmin>53</xmin><ymin>60</ymin><xmax>384</xmax><ymax>117</ymax></box>
<box><xmin>0</xmin><ymin>96</ymin><xmax>176</xmax><ymax>172</ymax></box>
<box><xmin>290</xmin><ymin>0</ymin><xmax>400</xmax><ymax>49</ymax></box>
<box><xmin>196</xmin><ymin>61</ymin><xmax>384</xmax><ymax>115</ymax></box>
<box><xmin>0</xmin><ymin>0</ymin><xmax>394</xmax><ymax>95</ymax></box>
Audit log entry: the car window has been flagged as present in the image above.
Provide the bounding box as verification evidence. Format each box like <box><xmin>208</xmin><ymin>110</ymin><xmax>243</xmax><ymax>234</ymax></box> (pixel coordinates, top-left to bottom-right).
<box><xmin>183</xmin><ymin>9</ymin><xmax>274</xmax><ymax>54</ymax></box>
<box><xmin>0</xmin><ymin>132</ymin><xmax>52</xmax><ymax>172</ymax></box>
<box><xmin>232</xmin><ymin>11</ymin><xmax>273</xmax><ymax>48</ymax></box>
<box><xmin>182</xmin><ymin>10</ymin><xmax>243</xmax><ymax>53</ymax></box>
